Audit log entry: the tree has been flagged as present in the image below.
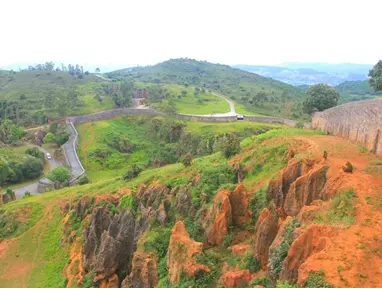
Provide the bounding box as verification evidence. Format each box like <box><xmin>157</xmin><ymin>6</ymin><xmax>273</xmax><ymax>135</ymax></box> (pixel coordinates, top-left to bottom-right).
<box><xmin>368</xmin><ymin>60</ymin><xmax>382</xmax><ymax>91</ymax></box>
<box><xmin>21</xmin><ymin>157</ymin><xmax>44</xmax><ymax>179</ymax></box>
<box><xmin>25</xmin><ymin>147</ymin><xmax>45</xmax><ymax>161</ymax></box>
<box><xmin>214</xmin><ymin>133</ymin><xmax>240</xmax><ymax>158</ymax></box>
<box><xmin>47</xmin><ymin>166</ymin><xmax>70</xmax><ymax>182</ymax></box>
<box><xmin>95</xmin><ymin>68</ymin><xmax>100</xmax><ymax>73</ymax></box>
<box><xmin>43</xmin><ymin>132</ymin><xmax>55</xmax><ymax>144</ymax></box>
<box><xmin>303</xmin><ymin>84</ymin><xmax>339</xmax><ymax>114</ymax></box>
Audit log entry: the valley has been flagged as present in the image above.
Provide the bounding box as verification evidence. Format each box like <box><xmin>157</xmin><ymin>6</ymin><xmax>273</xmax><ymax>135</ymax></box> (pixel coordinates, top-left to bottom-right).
<box><xmin>1</xmin><ymin>57</ymin><xmax>382</xmax><ymax>289</ymax></box>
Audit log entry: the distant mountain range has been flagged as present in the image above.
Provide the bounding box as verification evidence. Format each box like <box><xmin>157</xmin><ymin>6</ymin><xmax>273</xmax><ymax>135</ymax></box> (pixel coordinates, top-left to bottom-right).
<box><xmin>233</xmin><ymin>63</ymin><xmax>373</xmax><ymax>86</ymax></box>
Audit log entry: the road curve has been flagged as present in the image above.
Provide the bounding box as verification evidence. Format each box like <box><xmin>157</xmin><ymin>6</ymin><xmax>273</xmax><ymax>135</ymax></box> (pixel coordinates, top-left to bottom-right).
<box><xmin>14</xmin><ymin>144</ymin><xmax>62</xmax><ymax>199</ymax></box>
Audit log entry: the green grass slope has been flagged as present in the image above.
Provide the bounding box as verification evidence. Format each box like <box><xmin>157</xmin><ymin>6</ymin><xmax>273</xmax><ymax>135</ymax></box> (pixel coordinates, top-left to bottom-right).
<box><xmin>108</xmin><ymin>58</ymin><xmax>308</xmax><ymax>119</ymax></box>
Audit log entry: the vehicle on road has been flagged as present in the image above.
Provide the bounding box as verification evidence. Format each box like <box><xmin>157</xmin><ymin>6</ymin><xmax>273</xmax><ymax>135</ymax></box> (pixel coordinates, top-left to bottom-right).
<box><xmin>46</xmin><ymin>153</ymin><xmax>52</xmax><ymax>160</ymax></box>
<box><xmin>236</xmin><ymin>114</ymin><xmax>244</xmax><ymax>120</ymax></box>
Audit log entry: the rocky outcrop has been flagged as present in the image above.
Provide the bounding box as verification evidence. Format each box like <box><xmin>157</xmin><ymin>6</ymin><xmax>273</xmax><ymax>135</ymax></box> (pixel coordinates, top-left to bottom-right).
<box><xmin>98</xmin><ymin>274</ymin><xmax>119</xmax><ymax>288</ymax></box>
<box><xmin>283</xmin><ymin>165</ymin><xmax>328</xmax><ymax>216</ymax></box>
<box><xmin>121</xmin><ymin>251</ymin><xmax>159</xmax><ymax>288</ymax></box>
<box><xmin>279</xmin><ymin>224</ymin><xmax>333</xmax><ymax>284</ymax></box>
<box><xmin>230</xmin><ymin>184</ymin><xmax>251</xmax><ymax>226</ymax></box>
<box><xmin>253</xmin><ymin>207</ymin><xmax>279</xmax><ymax>269</ymax></box>
<box><xmin>267</xmin><ymin>216</ymin><xmax>293</xmax><ymax>282</ymax></box>
<box><xmin>167</xmin><ymin>221</ymin><xmax>210</xmax><ymax>285</ymax></box>
<box><xmin>205</xmin><ymin>189</ymin><xmax>232</xmax><ymax>246</ymax></box>
<box><xmin>219</xmin><ymin>269</ymin><xmax>254</xmax><ymax>287</ymax></box>
<box><xmin>83</xmin><ymin>208</ymin><xmax>136</xmax><ymax>286</ymax></box>
<box><xmin>268</xmin><ymin>159</ymin><xmax>313</xmax><ymax>210</ymax></box>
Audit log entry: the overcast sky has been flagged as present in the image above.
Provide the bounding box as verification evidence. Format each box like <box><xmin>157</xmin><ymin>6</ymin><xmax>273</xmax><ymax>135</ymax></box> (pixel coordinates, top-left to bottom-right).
<box><xmin>1</xmin><ymin>0</ymin><xmax>381</xmax><ymax>70</ymax></box>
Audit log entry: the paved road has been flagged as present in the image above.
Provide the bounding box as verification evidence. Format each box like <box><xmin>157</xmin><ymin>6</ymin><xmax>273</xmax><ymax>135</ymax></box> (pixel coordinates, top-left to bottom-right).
<box><xmin>14</xmin><ymin>144</ymin><xmax>62</xmax><ymax>199</ymax></box>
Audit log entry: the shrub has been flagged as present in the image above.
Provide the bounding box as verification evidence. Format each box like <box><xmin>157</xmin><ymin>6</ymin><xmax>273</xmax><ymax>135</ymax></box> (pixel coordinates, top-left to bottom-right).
<box><xmin>43</xmin><ymin>132</ymin><xmax>55</xmax><ymax>144</ymax></box>
<box><xmin>316</xmin><ymin>188</ymin><xmax>356</xmax><ymax>226</ymax></box>
<box><xmin>250</xmin><ymin>275</ymin><xmax>271</xmax><ymax>287</ymax></box>
<box><xmin>214</xmin><ymin>132</ymin><xmax>240</xmax><ymax>158</ymax></box>
<box><xmin>276</xmin><ymin>280</ymin><xmax>298</xmax><ymax>288</ymax></box>
<box><xmin>223</xmin><ymin>230</ymin><xmax>234</xmax><ymax>248</ymax></box>
<box><xmin>25</xmin><ymin>147</ymin><xmax>45</xmax><ymax>161</ymax></box>
<box><xmin>295</xmin><ymin>121</ymin><xmax>304</xmax><ymax>129</ymax></box>
<box><xmin>241</xmin><ymin>253</ymin><xmax>261</xmax><ymax>273</ymax></box>
<box><xmin>304</xmin><ymin>270</ymin><xmax>332</xmax><ymax>288</ymax></box>
<box><xmin>77</xmin><ymin>175</ymin><xmax>90</xmax><ymax>185</ymax></box>
<box><xmin>248</xmin><ymin>186</ymin><xmax>269</xmax><ymax>224</ymax></box>
<box><xmin>123</xmin><ymin>163</ymin><xmax>143</xmax><ymax>181</ymax></box>
<box><xmin>23</xmin><ymin>191</ymin><xmax>32</xmax><ymax>198</ymax></box>
<box><xmin>21</xmin><ymin>157</ymin><xmax>44</xmax><ymax>179</ymax></box>
<box><xmin>47</xmin><ymin>166</ymin><xmax>71</xmax><ymax>182</ymax></box>
<box><xmin>181</xmin><ymin>152</ymin><xmax>193</xmax><ymax>167</ymax></box>
<box><xmin>118</xmin><ymin>195</ymin><xmax>138</xmax><ymax>215</ymax></box>
<box><xmin>5</xmin><ymin>188</ymin><xmax>15</xmax><ymax>200</ymax></box>
<box><xmin>269</xmin><ymin>218</ymin><xmax>300</xmax><ymax>278</ymax></box>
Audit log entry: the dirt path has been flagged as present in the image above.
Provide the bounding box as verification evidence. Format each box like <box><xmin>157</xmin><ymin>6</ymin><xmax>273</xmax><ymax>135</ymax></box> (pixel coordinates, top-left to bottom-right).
<box><xmin>294</xmin><ymin>135</ymin><xmax>382</xmax><ymax>287</ymax></box>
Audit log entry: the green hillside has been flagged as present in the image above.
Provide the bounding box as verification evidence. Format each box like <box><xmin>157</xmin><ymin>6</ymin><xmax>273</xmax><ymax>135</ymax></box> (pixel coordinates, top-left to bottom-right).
<box><xmin>108</xmin><ymin>58</ymin><xmax>308</xmax><ymax>119</ymax></box>
<box><xmin>0</xmin><ymin>70</ymin><xmax>114</xmax><ymax>126</ymax></box>
<box><xmin>335</xmin><ymin>80</ymin><xmax>381</xmax><ymax>103</ymax></box>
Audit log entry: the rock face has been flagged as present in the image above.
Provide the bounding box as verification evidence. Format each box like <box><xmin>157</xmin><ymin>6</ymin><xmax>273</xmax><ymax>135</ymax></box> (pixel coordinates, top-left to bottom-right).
<box><xmin>279</xmin><ymin>224</ymin><xmax>333</xmax><ymax>284</ymax></box>
<box><xmin>121</xmin><ymin>251</ymin><xmax>159</xmax><ymax>288</ymax></box>
<box><xmin>230</xmin><ymin>184</ymin><xmax>251</xmax><ymax>226</ymax></box>
<box><xmin>205</xmin><ymin>189</ymin><xmax>232</xmax><ymax>246</ymax></box>
<box><xmin>268</xmin><ymin>159</ymin><xmax>313</xmax><ymax>210</ymax></box>
<box><xmin>83</xmin><ymin>208</ymin><xmax>136</xmax><ymax>286</ymax></box>
<box><xmin>167</xmin><ymin>221</ymin><xmax>210</xmax><ymax>285</ymax></box>
<box><xmin>254</xmin><ymin>207</ymin><xmax>279</xmax><ymax>269</ymax></box>
<box><xmin>283</xmin><ymin>165</ymin><xmax>328</xmax><ymax>216</ymax></box>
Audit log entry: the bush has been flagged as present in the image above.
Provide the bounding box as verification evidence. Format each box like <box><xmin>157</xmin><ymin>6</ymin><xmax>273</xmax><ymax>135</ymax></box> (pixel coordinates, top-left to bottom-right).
<box><xmin>214</xmin><ymin>133</ymin><xmax>240</xmax><ymax>158</ymax></box>
<box><xmin>47</xmin><ymin>166</ymin><xmax>71</xmax><ymax>182</ymax></box>
<box><xmin>77</xmin><ymin>175</ymin><xmax>90</xmax><ymax>185</ymax></box>
<box><xmin>316</xmin><ymin>188</ymin><xmax>356</xmax><ymax>226</ymax></box>
<box><xmin>123</xmin><ymin>163</ymin><xmax>143</xmax><ymax>181</ymax></box>
<box><xmin>118</xmin><ymin>195</ymin><xmax>138</xmax><ymax>215</ymax></box>
<box><xmin>269</xmin><ymin>218</ymin><xmax>300</xmax><ymax>278</ymax></box>
<box><xmin>25</xmin><ymin>147</ymin><xmax>45</xmax><ymax>161</ymax></box>
<box><xmin>20</xmin><ymin>157</ymin><xmax>44</xmax><ymax>179</ymax></box>
<box><xmin>295</xmin><ymin>121</ymin><xmax>304</xmax><ymax>129</ymax></box>
<box><xmin>248</xmin><ymin>186</ymin><xmax>269</xmax><ymax>225</ymax></box>
<box><xmin>304</xmin><ymin>270</ymin><xmax>332</xmax><ymax>288</ymax></box>
<box><xmin>23</xmin><ymin>191</ymin><xmax>32</xmax><ymax>198</ymax></box>
<box><xmin>43</xmin><ymin>132</ymin><xmax>55</xmax><ymax>144</ymax></box>
<box><xmin>181</xmin><ymin>152</ymin><xmax>193</xmax><ymax>167</ymax></box>
<box><xmin>241</xmin><ymin>254</ymin><xmax>261</xmax><ymax>273</ymax></box>
<box><xmin>250</xmin><ymin>275</ymin><xmax>271</xmax><ymax>287</ymax></box>
<box><xmin>5</xmin><ymin>188</ymin><xmax>15</xmax><ymax>200</ymax></box>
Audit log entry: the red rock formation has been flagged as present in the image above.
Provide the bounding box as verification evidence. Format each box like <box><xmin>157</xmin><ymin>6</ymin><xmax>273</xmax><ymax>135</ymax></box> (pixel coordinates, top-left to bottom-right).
<box><xmin>121</xmin><ymin>251</ymin><xmax>159</xmax><ymax>288</ymax></box>
<box><xmin>98</xmin><ymin>274</ymin><xmax>119</xmax><ymax>288</ymax></box>
<box><xmin>279</xmin><ymin>224</ymin><xmax>334</xmax><ymax>284</ymax></box>
<box><xmin>167</xmin><ymin>221</ymin><xmax>210</xmax><ymax>285</ymax></box>
<box><xmin>219</xmin><ymin>269</ymin><xmax>254</xmax><ymax>287</ymax></box>
<box><xmin>230</xmin><ymin>184</ymin><xmax>251</xmax><ymax>226</ymax></box>
<box><xmin>253</xmin><ymin>207</ymin><xmax>279</xmax><ymax>269</ymax></box>
<box><xmin>268</xmin><ymin>159</ymin><xmax>313</xmax><ymax>210</ymax></box>
<box><xmin>283</xmin><ymin>165</ymin><xmax>328</xmax><ymax>216</ymax></box>
<box><xmin>205</xmin><ymin>189</ymin><xmax>232</xmax><ymax>246</ymax></box>
<box><xmin>231</xmin><ymin>243</ymin><xmax>251</xmax><ymax>256</ymax></box>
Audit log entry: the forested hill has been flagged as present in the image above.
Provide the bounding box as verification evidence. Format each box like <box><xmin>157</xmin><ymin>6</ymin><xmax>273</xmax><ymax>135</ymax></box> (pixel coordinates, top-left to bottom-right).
<box><xmin>335</xmin><ymin>80</ymin><xmax>381</xmax><ymax>103</ymax></box>
<box><xmin>108</xmin><ymin>58</ymin><xmax>308</xmax><ymax>119</ymax></box>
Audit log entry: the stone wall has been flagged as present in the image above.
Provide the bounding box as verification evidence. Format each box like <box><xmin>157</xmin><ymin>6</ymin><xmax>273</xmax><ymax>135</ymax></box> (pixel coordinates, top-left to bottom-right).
<box><xmin>312</xmin><ymin>99</ymin><xmax>382</xmax><ymax>155</ymax></box>
<box><xmin>67</xmin><ymin>108</ymin><xmax>297</xmax><ymax>126</ymax></box>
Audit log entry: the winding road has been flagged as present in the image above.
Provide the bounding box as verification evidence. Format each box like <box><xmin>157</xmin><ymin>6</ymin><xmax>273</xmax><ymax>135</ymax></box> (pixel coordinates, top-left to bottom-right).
<box><xmin>14</xmin><ymin>145</ymin><xmax>62</xmax><ymax>199</ymax></box>
<box><xmin>12</xmin><ymin>92</ymin><xmax>295</xmax><ymax>199</ymax></box>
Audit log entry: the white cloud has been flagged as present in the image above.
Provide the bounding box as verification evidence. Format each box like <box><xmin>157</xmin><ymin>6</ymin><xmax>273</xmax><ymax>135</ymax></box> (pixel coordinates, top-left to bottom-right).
<box><xmin>1</xmin><ymin>0</ymin><xmax>381</xmax><ymax>69</ymax></box>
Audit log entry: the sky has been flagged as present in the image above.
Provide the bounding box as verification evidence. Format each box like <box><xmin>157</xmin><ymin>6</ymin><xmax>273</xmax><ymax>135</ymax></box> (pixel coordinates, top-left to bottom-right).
<box><xmin>1</xmin><ymin>0</ymin><xmax>381</xmax><ymax>71</ymax></box>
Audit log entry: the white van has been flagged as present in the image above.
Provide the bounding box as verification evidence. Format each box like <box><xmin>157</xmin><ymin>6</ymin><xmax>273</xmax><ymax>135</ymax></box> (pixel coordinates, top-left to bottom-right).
<box><xmin>46</xmin><ymin>153</ymin><xmax>52</xmax><ymax>160</ymax></box>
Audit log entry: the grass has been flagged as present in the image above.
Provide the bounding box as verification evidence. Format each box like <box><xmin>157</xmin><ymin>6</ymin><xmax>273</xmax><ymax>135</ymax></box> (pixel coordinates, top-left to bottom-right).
<box><xmin>76</xmin><ymin>115</ymin><xmax>283</xmax><ymax>182</ymax></box>
<box><xmin>315</xmin><ymin>189</ymin><xmax>357</xmax><ymax>226</ymax></box>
